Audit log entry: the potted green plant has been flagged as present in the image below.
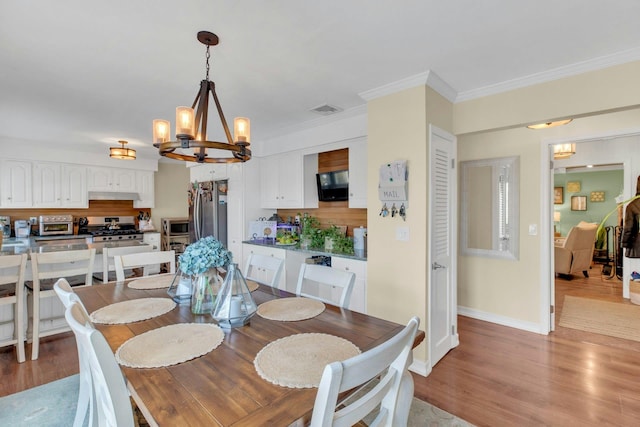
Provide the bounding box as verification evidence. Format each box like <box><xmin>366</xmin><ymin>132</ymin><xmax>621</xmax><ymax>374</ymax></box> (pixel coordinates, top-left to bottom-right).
<box><xmin>298</xmin><ymin>213</ymin><xmax>322</xmax><ymax>249</ymax></box>
<box><xmin>322</xmin><ymin>224</ymin><xmax>355</xmax><ymax>255</ymax></box>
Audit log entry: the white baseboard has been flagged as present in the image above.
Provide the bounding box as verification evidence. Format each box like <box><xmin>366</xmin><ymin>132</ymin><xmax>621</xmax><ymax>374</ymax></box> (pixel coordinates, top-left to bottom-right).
<box><xmin>457</xmin><ymin>305</ymin><xmax>545</xmax><ymax>334</ymax></box>
<box><xmin>409</xmin><ymin>359</ymin><xmax>431</xmax><ymax>377</ymax></box>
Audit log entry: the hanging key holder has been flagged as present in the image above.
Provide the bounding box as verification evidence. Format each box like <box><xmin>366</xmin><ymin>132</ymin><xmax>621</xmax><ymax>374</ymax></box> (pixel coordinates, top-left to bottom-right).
<box><xmin>380</xmin><ymin>203</ymin><xmax>389</xmax><ymax>217</ymax></box>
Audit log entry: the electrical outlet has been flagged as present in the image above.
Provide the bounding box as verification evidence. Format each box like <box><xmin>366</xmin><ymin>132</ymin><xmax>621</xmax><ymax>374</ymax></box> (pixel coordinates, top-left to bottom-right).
<box><xmin>29</xmin><ymin>217</ymin><xmax>37</xmax><ymax>225</ymax></box>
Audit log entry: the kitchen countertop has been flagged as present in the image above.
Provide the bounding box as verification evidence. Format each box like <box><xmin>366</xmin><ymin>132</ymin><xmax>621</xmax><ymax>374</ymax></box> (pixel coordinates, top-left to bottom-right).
<box><xmin>242</xmin><ymin>240</ymin><xmax>367</xmax><ymax>261</ymax></box>
<box><xmin>1</xmin><ymin>237</ymin><xmax>150</xmax><ymax>256</ymax></box>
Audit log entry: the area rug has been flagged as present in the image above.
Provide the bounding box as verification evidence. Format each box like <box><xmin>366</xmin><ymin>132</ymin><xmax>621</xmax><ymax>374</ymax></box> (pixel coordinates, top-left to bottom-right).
<box><xmin>0</xmin><ymin>375</ymin><xmax>80</xmax><ymax>426</ymax></box>
<box><xmin>559</xmin><ymin>296</ymin><xmax>640</xmax><ymax>342</ymax></box>
<box><xmin>402</xmin><ymin>397</ymin><xmax>475</xmax><ymax>427</ymax></box>
<box><xmin>0</xmin><ymin>375</ymin><xmax>474</xmax><ymax>426</ymax></box>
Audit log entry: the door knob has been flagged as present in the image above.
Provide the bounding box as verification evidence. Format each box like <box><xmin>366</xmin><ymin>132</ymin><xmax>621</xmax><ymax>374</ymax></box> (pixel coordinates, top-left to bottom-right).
<box><xmin>432</xmin><ymin>262</ymin><xmax>445</xmax><ymax>270</ymax></box>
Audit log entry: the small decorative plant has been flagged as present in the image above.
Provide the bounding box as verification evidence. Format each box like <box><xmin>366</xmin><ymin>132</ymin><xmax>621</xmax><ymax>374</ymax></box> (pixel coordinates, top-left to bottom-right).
<box><xmin>178</xmin><ymin>236</ymin><xmax>232</xmax><ymax>275</ymax></box>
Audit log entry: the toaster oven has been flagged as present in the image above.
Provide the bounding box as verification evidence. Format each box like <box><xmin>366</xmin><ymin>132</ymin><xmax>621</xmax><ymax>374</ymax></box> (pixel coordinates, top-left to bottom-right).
<box><xmin>39</xmin><ymin>214</ymin><xmax>74</xmax><ymax>236</ymax></box>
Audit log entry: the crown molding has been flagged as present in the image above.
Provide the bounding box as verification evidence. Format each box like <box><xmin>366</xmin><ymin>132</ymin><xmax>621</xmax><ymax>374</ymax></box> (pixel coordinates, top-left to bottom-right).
<box><xmin>358</xmin><ymin>70</ymin><xmax>458</xmax><ymax>103</ymax></box>
<box><xmin>456</xmin><ymin>46</ymin><xmax>640</xmax><ymax>102</ymax></box>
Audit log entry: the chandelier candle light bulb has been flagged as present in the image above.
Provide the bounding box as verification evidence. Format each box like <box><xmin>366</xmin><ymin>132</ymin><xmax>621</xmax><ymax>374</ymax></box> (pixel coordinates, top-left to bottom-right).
<box><xmin>176</xmin><ymin>106</ymin><xmax>195</xmax><ymax>139</ymax></box>
<box><xmin>153</xmin><ymin>119</ymin><xmax>170</xmax><ymax>144</ymax></box>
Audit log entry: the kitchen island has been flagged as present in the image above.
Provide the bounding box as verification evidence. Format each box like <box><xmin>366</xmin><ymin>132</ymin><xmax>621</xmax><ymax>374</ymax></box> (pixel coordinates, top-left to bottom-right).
<box><xmin>0</xmin><ymin>236</ymin><xmax>154</xmax><ymax>344</ymax></box>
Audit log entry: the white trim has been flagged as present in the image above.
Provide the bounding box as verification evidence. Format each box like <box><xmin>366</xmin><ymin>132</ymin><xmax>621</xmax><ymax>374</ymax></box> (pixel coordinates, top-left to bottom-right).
<box><xmin>457</xmin><ymin>306</ymin><xmax>544</xmax><ymax>334</ymax></box>
<box><xmin>456</xmin><ymin>46</ymin><xmax>640</xmax><ymax>102</ymax></box>
<box><xmin>543</xmin><ymin>127</ymin><xmax>640</xmax><ymax>145</ymax></box>
<box><xmin>359</xmin><ymin>70</ymin><xmax>458</xmax><ymax>103</ymax></box>
<box><xmin>409</xmin><ymin>359</ymin><xmax>431</xmax><ymax>377</ymax></box>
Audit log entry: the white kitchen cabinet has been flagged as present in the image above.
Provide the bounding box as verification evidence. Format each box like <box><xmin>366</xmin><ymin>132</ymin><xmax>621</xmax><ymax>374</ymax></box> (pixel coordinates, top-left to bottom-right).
<box><xmin>348</xmin><ymin>141</ymin><xmax>367</xmax><ymax>208</ymax></box>
<box><xmin>189</xmin><ymin>163</ymin><xmax>228</xmax><ymax>183</ymax></box>
<box><xmin>33</xmin><ymin>162</ymin><xmax>87</xmax><ymax>208</ymax></box>
<box><xmin>260</xmin><ymin>153</ymin><xmax>318</xmax><ymax>209</ymax></box>
<box><xmin>242</xmin><ymin>244</ymin><xmax>287</xmax><ymax>289</ymax></box>
<box><xmin>0</xmin><ymin>159</ymin><xmax>32</xmax><ymax>208</ymax></box>
<box><xmin>32</xmin><ymin>162</ymin><xmax>60</xmax><ymax>207</ymax></box>
<box><xmin>88</xmin><ymin>167</ymin><xmax>136</xmax><ymax>192</ymax></box>
<box><xmin>134</xmin><ymin>171</ymin><xmax>155</xmax><ymax>208</ymax></box>
<box><xmin>61</xmin><ymin>164</ymin><xmax>88</xmax><ymax>207</ymax></box>
<box><xmin>330</xmin><ymin>257</ymin><xmax>367</xmax><ymax>313</ymax></box>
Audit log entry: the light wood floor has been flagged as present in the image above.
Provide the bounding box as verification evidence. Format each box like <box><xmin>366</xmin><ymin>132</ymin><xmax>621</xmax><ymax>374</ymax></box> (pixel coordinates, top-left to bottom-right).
<box><xmin>416</xmin><ymin>264</ymin><xmax>640</xmax><ymax>426</ymax></box>
<box><xmin>3</xmin><ymin>264</ymin><xmax>640</xmax><ymax>426</ymax></box>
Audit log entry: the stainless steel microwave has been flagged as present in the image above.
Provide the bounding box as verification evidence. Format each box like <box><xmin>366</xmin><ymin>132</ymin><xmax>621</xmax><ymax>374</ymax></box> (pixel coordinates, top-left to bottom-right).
<box><xmin>162</xmin><ymin>218</ymin><xmax>189</xmax><ymax>235</ymax></box>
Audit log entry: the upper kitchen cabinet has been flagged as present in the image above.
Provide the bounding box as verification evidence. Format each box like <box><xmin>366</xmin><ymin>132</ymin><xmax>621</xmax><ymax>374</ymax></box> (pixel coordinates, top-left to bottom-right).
<box><xmin>348</xmin><ymin>141</ymin><xmax>367</xmax><ymax>208</ymax></box>
<box><xmin>134</xmin><ymin>170</ymin><xmax>155</xmax><ymax>208</ymax></box>
<box><xmin>88</xmin><ymin>167</ymin><xmax>136</xmax><ymax>192</ymax></box>
<box><xmin>189</xmin><ymin>163</ymin><xmax>228</xmax><ymax>183</ymax></box>
<box><xmin>33</xmin><ymin>162</ymin><xmax>87</xmax><ymax>208</ymax></box>
<box><xmin>260</xmin><ymin>153</ymin><xmax>318</xmax><ymax>209</ymax></box>
<box><xmin>0</xmin><ymin>159</ymin><xmax>32</xmax><ymax>208</ymax></box>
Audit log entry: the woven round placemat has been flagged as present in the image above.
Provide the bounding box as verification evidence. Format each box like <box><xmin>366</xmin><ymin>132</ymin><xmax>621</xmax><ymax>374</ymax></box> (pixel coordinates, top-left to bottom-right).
<box><xmin>90</xmin><ymin>298</ymin><xmax>176</xmax><ymax>324</ymax></box>
<box><xmin>128</xmin><ymin>273</ymin><xmax>176</xmax><ymax>290</ymax></box>
<box><xmin>254</xmin><ymin>333</ymin><xmax>360</xmax><ymax>388</ymax></box>
<box><xmin>116</xmin><ymin>323</ymin><xmax>225</xmax><ymax>368</ymax></box>
<box><xmin>257</xmin><ymin>297</ymin><xmax>325</xmax><ymax>321</ymax></box>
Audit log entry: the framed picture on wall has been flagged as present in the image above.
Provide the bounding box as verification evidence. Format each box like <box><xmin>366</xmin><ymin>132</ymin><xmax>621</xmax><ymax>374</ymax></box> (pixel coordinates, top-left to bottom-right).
<box><xmin>571</xmin><ymin>195</ymin><xmax>587</xmax><ymax>211</ymax></box>
<box><xmin>554</xmin><ymin>187</ymin><xmax>563</xmax><ymax>204</ymax></box>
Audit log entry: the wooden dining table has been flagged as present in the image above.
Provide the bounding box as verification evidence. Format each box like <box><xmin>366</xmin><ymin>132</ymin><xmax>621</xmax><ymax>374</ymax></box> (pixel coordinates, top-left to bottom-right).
<box><xmin>75</xmin><ymin>279</ymin><xmax>425</xmax><ymax>427</ymax></box>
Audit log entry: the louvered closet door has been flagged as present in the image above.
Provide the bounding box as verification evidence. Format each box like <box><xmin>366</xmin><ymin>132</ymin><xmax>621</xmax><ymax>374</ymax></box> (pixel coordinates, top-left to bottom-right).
<box><xmin>428</xmin><ymin>125</ymin><xmax>458</xmax><ymax>367</ymax></box>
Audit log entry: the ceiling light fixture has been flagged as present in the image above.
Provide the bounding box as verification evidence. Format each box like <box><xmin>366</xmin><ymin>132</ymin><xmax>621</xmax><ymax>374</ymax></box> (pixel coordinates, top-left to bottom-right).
<box><xmin>526</xmin><ymin>119</ymin><xmax>573</xmax><ymax>130</ymax></box>
<box><xmin>153</xmin><ymin>31</ymin><xmax>251</xmax><ymax>164</ymax></box>
<box><xmin>109</xmin><ymin>140</ymin><xmax>136</xmax><ymax>160</ymax></box>
<box><xmin>552</xmin><ymin>143</ymin><xmax>576</xmax><ymax>159</ymax></box>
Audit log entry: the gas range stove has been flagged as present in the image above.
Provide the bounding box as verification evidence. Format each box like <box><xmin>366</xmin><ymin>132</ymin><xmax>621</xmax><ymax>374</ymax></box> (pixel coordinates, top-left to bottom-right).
<box><xmin>78</xmin><ymin>216</ymin><xmax>144</xmax><ymax>242</ymax></box>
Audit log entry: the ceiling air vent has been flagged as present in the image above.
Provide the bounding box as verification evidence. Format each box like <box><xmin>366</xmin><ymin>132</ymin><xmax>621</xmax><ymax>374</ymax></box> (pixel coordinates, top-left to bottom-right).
<box><xmin>310</xmin><ymin>104</ymin><xmax>343</xmax><ymax>115</ymax></box>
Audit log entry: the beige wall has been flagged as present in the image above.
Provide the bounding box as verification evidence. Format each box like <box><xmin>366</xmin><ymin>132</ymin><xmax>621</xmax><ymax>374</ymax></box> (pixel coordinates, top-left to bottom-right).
<box><xmin>367</xmin><ymin>85</ymin><xmax>452</xmax><ymax>363</ymax></box>
<box><xmin>151</xmin><ymin>162</ymin><xmax>190</xmax><ymax>227</ymax></box>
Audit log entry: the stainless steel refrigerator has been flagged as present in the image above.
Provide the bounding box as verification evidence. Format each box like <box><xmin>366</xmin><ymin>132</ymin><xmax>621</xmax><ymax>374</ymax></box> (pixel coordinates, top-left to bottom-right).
<box><xmin>188</xmin><ymin>180</ymin><xmax>228</xmax><ymax>246</ymax></box>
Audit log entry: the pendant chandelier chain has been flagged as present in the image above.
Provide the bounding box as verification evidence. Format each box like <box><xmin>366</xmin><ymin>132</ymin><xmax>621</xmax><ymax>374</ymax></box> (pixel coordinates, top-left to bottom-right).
<box><xmin>205</xmin><ymin>45</ymin><xmax>211</xmax><ymax>81</ymax></box>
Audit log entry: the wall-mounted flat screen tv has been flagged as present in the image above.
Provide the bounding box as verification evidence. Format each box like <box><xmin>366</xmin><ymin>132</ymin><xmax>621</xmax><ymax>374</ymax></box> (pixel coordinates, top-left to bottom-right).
<box><xmin>316</xmin><ymin>170</ymin><xmax>349</xmax><ymax>202</ymax></box>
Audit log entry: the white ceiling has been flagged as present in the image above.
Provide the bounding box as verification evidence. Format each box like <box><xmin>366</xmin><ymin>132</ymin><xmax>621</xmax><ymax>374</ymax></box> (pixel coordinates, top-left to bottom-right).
<box><xmin>3</xmin><ymin>0</ymin><xmax>640</xmax><ymax>161</ymax></box>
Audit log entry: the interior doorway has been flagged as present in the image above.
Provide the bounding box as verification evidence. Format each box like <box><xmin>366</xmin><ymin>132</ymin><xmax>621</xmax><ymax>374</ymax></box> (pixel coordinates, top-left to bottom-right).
<box><xmin>544</xmin><ymin>133</ymin><xmax>638</xmax><ymax>333</ymax></box>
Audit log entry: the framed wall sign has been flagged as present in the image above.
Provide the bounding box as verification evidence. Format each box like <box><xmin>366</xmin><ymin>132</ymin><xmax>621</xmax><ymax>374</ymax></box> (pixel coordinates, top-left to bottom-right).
<box><xmin>571</xmin><ymin>195</ymin><xmax>587</xmax><ymax>211</ymax></box>
<box><xmin>554</xmin><ymin>187</ymin><xmax>563</xmax><ymax>204</ymax></box>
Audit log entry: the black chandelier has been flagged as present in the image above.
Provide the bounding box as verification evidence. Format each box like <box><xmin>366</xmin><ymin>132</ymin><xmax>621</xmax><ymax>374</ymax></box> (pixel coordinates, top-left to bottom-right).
<box><xmin>153</xmin><ymin>31</ymin><xmax>251</xmax><ymax>163</ymax></box>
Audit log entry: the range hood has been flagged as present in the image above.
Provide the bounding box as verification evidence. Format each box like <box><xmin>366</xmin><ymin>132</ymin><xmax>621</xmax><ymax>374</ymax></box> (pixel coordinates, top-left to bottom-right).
<box><xmin>88</xmin><ymin>191</ymin><xmax>140</xmax><ymax>201</ymax></box>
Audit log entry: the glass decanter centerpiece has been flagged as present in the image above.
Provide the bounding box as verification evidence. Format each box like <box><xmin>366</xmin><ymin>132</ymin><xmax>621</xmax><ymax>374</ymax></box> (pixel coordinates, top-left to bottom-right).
<box><xmin>212</xmin><ymin>263</ymin><xmax>257</xmax><ymax>328</ymax></box>
<box><xmin>167</xmin><ymin>236</ymin><xmax>231</xmax><ymax>314</ymax></box>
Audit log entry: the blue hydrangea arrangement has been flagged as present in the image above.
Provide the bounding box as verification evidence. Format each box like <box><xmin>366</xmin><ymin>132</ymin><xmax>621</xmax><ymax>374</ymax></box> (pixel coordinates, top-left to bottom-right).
<box><xmin>178</xmin><ymin>236</ymin><xmax>232</xmax><ymax>275</ymax></box>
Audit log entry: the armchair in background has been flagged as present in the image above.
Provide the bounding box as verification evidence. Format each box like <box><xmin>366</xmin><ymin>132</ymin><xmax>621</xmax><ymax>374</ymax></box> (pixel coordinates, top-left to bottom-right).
<box><xmin>554</xmin><ymin>221</ymin><xmax>598</xmax><ymax>278</ymax></box>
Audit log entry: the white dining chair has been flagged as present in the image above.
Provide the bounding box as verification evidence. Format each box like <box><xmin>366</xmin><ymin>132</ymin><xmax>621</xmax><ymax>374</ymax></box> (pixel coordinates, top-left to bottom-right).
<box><xmin>295</xmin><ymin>263</ymin><xmax>355</xmax><ymax>309</ymax></box>
<box><xmin>65</xmin><ymin>301</ymin><xmax>135</xmax><ymax>427</ymax></box>
<box><xmin>0</xmin><ymin>253</ymin><xmax>28</xmax><ymax>363</ymax></box>
<box><xmin>101</xmin><ymin>244</ymin><xmax>153</xmax><ymax>283</ymax></box>
<box><xmin>113</xmin><ymin>250</ymin><xmax>176</xmax><ymax>282</ymax></box>
<box><xmin>310</xmin><ymin>316</ymin><xmax>420</xmax><ymax>427</ymax></box>
<box><xmin>29</xmin><ymin>248</ymin><xmax>96</xmax><ymax>360</ymax></box>
<box><xmin>53</xmin><ymin>278</ymin><xmax>95</xmax><ymax>427</ymax></box>
<box><xmin>243</xmin><ymin>253</ymin><xmax>285</xmax><ymax>289</ymax></box>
